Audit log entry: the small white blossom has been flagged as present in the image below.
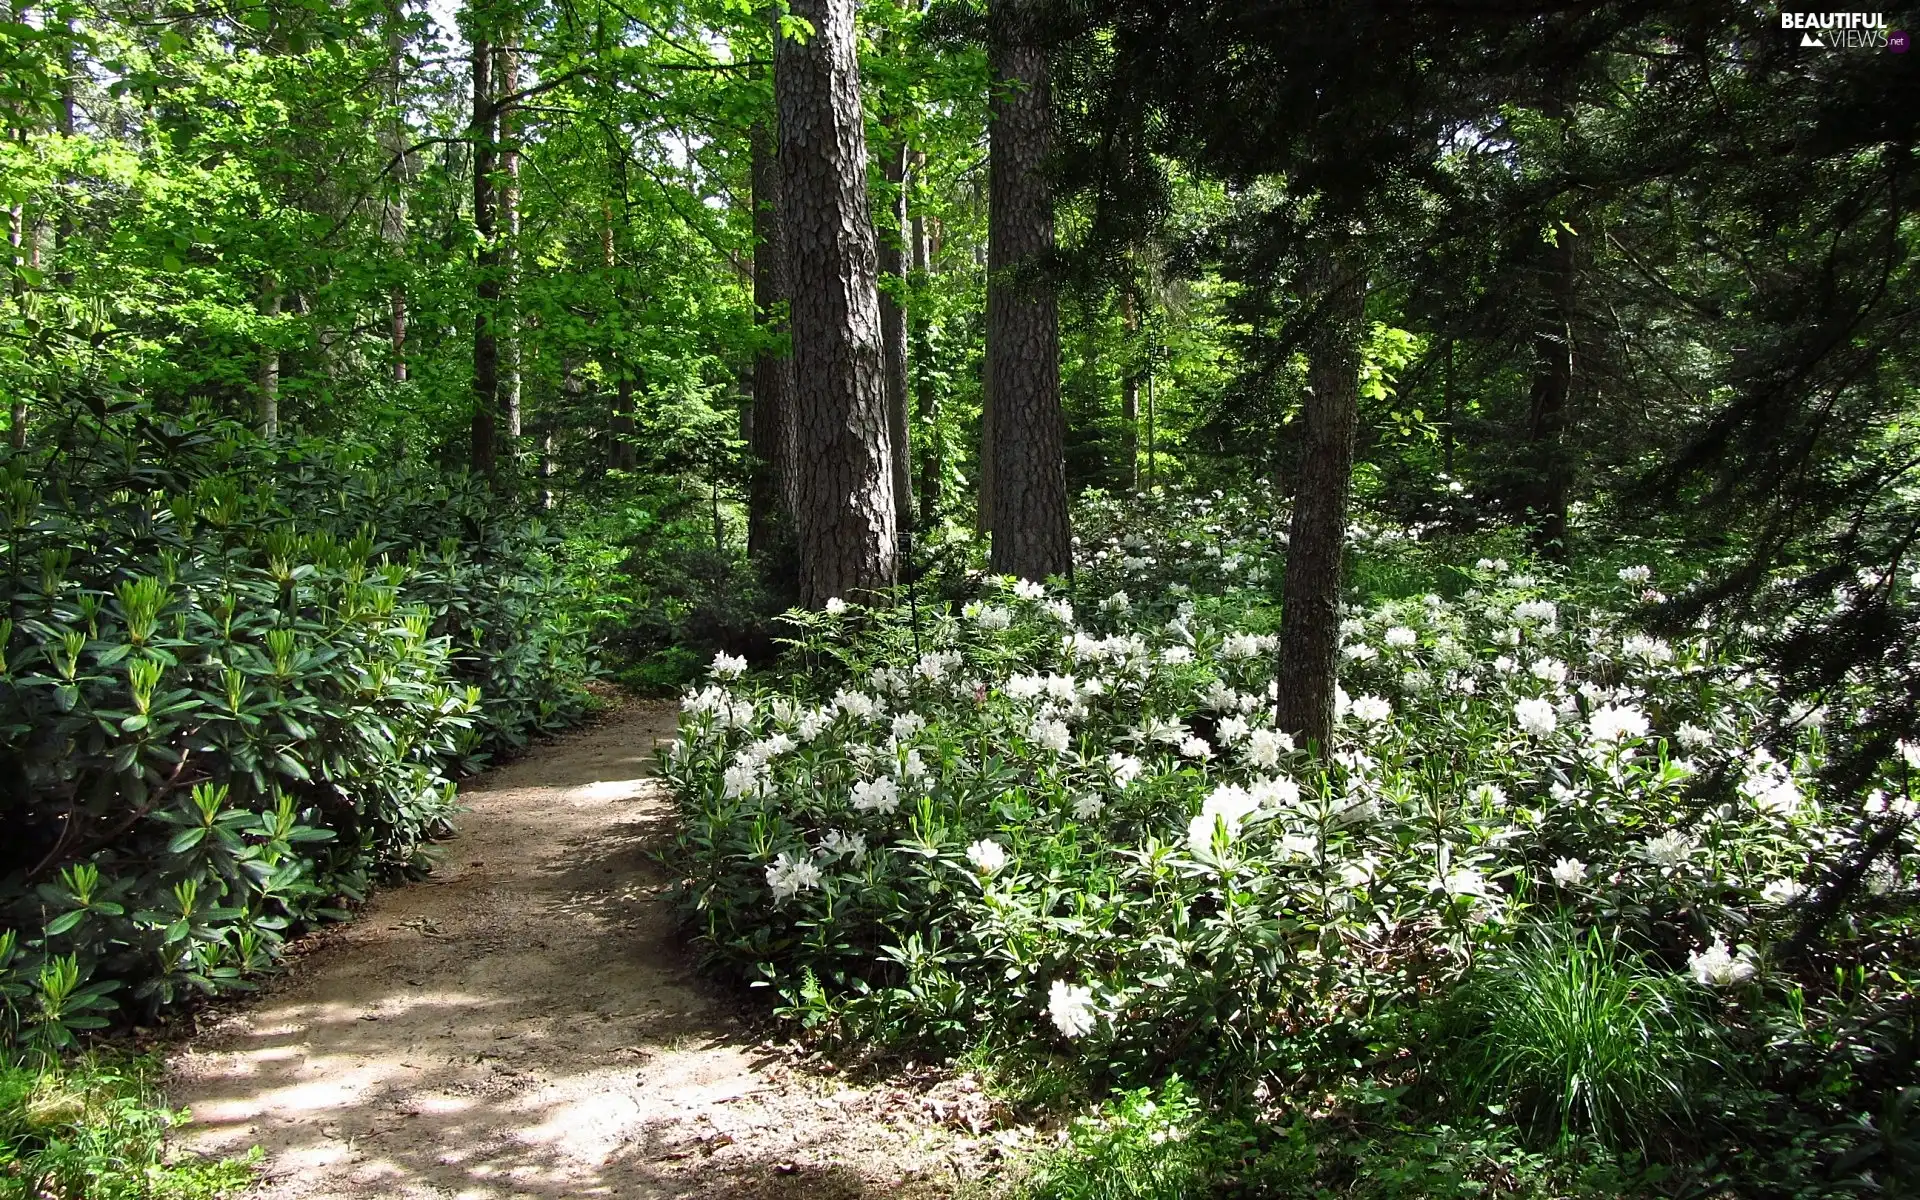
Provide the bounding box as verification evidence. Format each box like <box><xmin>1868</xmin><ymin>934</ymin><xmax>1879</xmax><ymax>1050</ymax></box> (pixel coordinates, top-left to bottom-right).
<box><xmin>1012</xmin><ymin>578</ymin><xmax>1046</xmax><ymax>601</ymax></box>
<box><xmin>1676</xmin><ymin>722</ymin><xmax>1713</xmax><ymax>750</ymax></box>
<box><xmin>766</xmin><ymin>852</ymin><xmax>824</xmax><ymax>900</ymax></box>
<box><xmin>834</xmin><ymin>689</ymin><xmax>880</xmax><ymax>721</ymax></box>
<box><xmin>824</xmin><ymin>596</ymin><xmax>849</xmax><ymax>615</ymax></box>
<box><xmin>1761</xmin><ymin>878</ymin><xmax>1806</xmax><ymax>905</ymax></box>
<box><xmin>891</xmin><ymin>712</ymin><xmax>926</xmax><ymax>741</ymax></box>
<box><xmin>1513</xmin><ymin>697</ymin><xmax>1557</xmax><ymax>737</ymax></box>
<box><xmin>1071</xmin><ymin>793</ymin><xmax>1105</xmax><ymax>820</ymax></box>
<box><xmin>1216</xmin><ymin>715</ymin><xmax>1251</xmax><ymax>745</ymax></box>
<box><xmin>816</xmin><ymin>830</ymin><xmax>868</xmax><ymax>864</ymax></box>
<box><xmin>1550</xmin><ymin>857</ymin><xmax>1587</xmax><ymax>887</ymax></box>
<box><xmin>1513</xmin><ymin>599</ymin><xmax>1558</xmax><ymax>626</ymax></box>
<box><xmin>1108</xmin><ymin>752</ymin><xmax>1145</xmax><ymax>787</ymax></box>
<box><xmin>973</xmin><ymin>604</ymin><xmax>1012</xmax><ymax>631</ymax></box>
<box><xmin>1470</xmin><ymin>783</ymin><xmax>1507</xmax><ymax>807</ymax></box>
<box><xmin>1618</xmin><ymin>565</ymin><xmax>1652</xmax><ymax>584</ymax></box>
<box><xmin>1638</xmin><ymin>831</ymin><xmax>1696</xmax><ymax>869</ymax></box>
<box><xmin>1687</xmin><ymin>936</ymin><xmax>1757</xmax><ymax>987</ymax></box>
<box><xmin>966</xmin><ymin>839</ymin><xmax>1008</xmax><ymax>875</ymax></box>
<box><xmin>1385</xmin><ymin>626</ymin><xmax>1418</xmax><ymax>649</ymax></box>
<box><xmin>851</xmin><ymin>776</ymin><xmax>901</xmax><ymax>814</ymax></box>
<box><xmin>1348</xmin><ymin>695</ymin><xmax>1393</xmax><ymax>725</ymax></box>
<box><xmin>1588</xmin><ymin>704</ymin><xmax>1650</xmax><ymax>744</ymax></box>
<box><xmin>1529</xmin><ymin>657</ymin><xmax>1568</xmax><ymax>684</ymax></box>
<box><xmin>1029</xmin><ymin>717</ymin><xmax>1072</xmax><ymax>754</ymax></box>
<box><xmin>1046</xmin><ymin>979</ymin><xmax>1098</xmax><ymax>1038</ymax></box>
<box><xmin>710</xmin><ymin>651</ymin><xmax>748</xmax><ymax>679</ymax></box>
<box><xmin>1178</xmin><ymin>735</ymin><xmax>1213</xmax><ymax>760</ymax></box>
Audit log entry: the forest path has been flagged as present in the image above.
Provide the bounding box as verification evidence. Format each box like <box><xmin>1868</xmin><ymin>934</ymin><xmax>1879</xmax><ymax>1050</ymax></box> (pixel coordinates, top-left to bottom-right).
<box><xmin>166</xmin><ymin>700</ymin><xmax>1004</xmax><ymax>1200</ymax></box>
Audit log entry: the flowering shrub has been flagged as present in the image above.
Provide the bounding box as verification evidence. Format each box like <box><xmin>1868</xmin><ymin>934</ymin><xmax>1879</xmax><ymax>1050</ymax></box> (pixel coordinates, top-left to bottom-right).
<box><xmin>665</xmin><ymin>535</ymin><xmax>1915</xmax><ymax>1115</ymax></box>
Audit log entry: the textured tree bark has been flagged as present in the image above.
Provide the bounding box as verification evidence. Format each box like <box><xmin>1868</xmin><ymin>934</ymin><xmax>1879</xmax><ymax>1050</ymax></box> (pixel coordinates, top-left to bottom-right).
<box><xmin>469</xmin><ymin>27</ymin><xmax>499</xmax><ymax>478</ymax></box>
<box><xmin>1275</xmin><ymin>246</ymin><xmax>1366</xmax><ymax>752</ymax></box>
<box><xmin>878</xmin><ymin>130</ymin><xmax>913</xmax><ymax>534</ymax></box>
<box><xmin>775</xmin><ymin>0</ymin><xmax>897</xmax><ymax>606</ymax></box>
<box><xmin>381</xmin><ymin>0</ymin><xmax>410</xmax><ymax>384</ymax></box>
<box><xmin>257</xmin><ymin>276</ymin><xmax>281</xmax><ymax>438</ymax></box>
<box><xmin>748</xmin><ymin>113</ymin><xmax>795</xmax><ymax>559</ymax></box>
<box><xmin>1121</xmin><ymin>283</ymin><xmax>1140</xmax><ymax>489</ymax></box>
<box><xmin>495</xmin><ymin>37</ymin><xmax>522</xmax><ymax>445</ymax></box>
<box><xmin>910</xmin><ymin>151</ymin><xmax>940</xmax><ymax>527</ymax></box>
<box><xmin>985</xmin><ymin>0</ymin><xmax>1070</xmax><ymax>581</ymax></box>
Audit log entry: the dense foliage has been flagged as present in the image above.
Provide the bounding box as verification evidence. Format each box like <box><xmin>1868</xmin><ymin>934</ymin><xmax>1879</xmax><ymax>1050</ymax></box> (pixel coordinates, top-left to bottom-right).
<box><xmin>667</xmin><ymin>488</ymin><xmax>1920</xmax><ymax>1196</ymax></box>
<box><xmin>0</xmin><ymin>412</ymin><xmax>592</xmax><ymax>1053</ymax></box>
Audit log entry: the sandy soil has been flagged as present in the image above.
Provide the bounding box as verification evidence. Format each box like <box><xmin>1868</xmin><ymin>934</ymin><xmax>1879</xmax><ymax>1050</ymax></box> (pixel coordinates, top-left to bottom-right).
<box><xmin>166</xmin><ymin>700</ymin><xmax>1020</xmax><ymax>1199</ymax></box>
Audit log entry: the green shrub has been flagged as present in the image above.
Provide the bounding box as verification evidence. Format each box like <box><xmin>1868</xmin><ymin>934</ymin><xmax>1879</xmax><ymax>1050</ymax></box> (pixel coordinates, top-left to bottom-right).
<box><xmin>1438</xmin><ymin>923</ymin><xmax>1705</xmax><ymax>1149</ymax></box>
<box><xmin>1021</xmin><ymin>1080</ymin><xmax>1303</xmax><ymax>1200</ymax></box>
<box><xmin>0</xmin><ymin>1054</ymin><xmax>256</xmax><ymax>1199</ymax></box>
<box><xmin>0</xmin><ymin>412</ymin><xmax>594</xmax><ymax>1045</ymax></box>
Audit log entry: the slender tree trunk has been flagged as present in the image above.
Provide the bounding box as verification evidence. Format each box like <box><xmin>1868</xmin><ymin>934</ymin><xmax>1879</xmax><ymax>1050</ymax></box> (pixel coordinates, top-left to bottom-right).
<box><xmin>878</xmin><ymin>129</ymin><xmax>913</xmax><ymax>535</ymax></box>
<box><xmin>1441</xmin><ymin>337</ymin><xmax>1454</xmax><ymax>478</ymax></box>
<box><xmin>985</xmin><ymin>0</ymin><xmax>1070</xmax><ymax>580</ymax></box>
<box><xmin>910</xmin><ymin>150</ymin><xmax>940</xmax><ymax>527</ymax></box>
<box><xmin>469</xmin><ymin>26</ymin><xmax>499</xmax><ymax>478</ymax></box>
<box><xmin>257</xmin><ymin>275</ymin><xmax>281</xmax><ymax>438</ymax></box>
<box><xmin>1121</xmin><ymin>283</ymin><xmax>1140</xmax><ymax>489</ymax></box>
<box><xmin>1275</xmin><ymin>246</ymin><xmax>1366</xmax><ymax>751</ymax></box>
<box><xmin>748</xmin><ymin>113</ymin><xmax>795</xmax><ymax>558</ymax></box>
<box><xmin>602</xmin><ymin>197</ymin><xmax>637</xmax><ymax>470</ymax></box>
<box><xmin>774</xmin><ymin>0</ymin><xmax>897</xmax><ymax>605</ymax></box>
<box><xmin>495</xmin><ymin>37</ymin><xmax>522</xmax><ymax>445</ymax></box>
<box><xmin>7</xmin><ymin>1</ymin><xmax>30</xmax><ymax>449</ymax></box>
<box><xmin>382</xmin><ymin>0</ymin><xmax>410</xmax><ymax>383</ymax></box>
<box><xmin>1526</xmin><ymin>230</ymin><xmax>1574</xmax><ymax>559</ymax></box>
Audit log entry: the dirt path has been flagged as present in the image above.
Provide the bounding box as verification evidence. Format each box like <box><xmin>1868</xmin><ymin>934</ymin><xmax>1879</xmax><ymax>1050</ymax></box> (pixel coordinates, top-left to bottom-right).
<box><xmin>167</xmin><ymin>701</ymin><xmax>1012</xmax><ymax>1199</ymax></box>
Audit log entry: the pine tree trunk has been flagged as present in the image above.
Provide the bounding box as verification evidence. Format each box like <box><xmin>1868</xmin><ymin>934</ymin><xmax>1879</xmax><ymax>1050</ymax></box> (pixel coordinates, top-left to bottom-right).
<box><xmin>257</xmin><ymin>276</ymin><xmax>281</xmax><ymax>438</ymax></box>
<box><xmin>985</xmin><ymin>0</ymin><xmax>1070</xmax><ymax>581</ymax></box>
<box><xmin>382</xmin><ymin>0</ymin><xmax>410</xmax><ymax>384</ymax></box>
<box><xmin>775</xmin><ymin>0</ymin><xmax>897</xmax><ymax>606</ymax></box>
<box><xmin>469</xmin><ymin>27</ymin><xmax>499</xmax><ymax>478</ymax></box>
<box><xmin>1275</xmin><ymin>246</ymin><xmax>1366</xmax><ymax>751</ymax></box>
<box><xmin>495</xmin><ymin>38</ymin><xmax>522</xmax><ymax>446</ymax></box>
<box><xmin>1121</xmin><ymin>284</ymin><xmax>1140</xmax><ymax>489</ymax></box>
<box><xmin>910</xmin><ymin>152</ymin><xmax>940</xmax><ymax>527</ymax></box>
<box><xmin>878</xmin><ymin>130</ymin><xmax>913</xmax><ymax>535</ymax></box>
<box><xmin>748</xmin><ymin>113</ymin><xmax>795</xmax><ymax>559</ymax></box>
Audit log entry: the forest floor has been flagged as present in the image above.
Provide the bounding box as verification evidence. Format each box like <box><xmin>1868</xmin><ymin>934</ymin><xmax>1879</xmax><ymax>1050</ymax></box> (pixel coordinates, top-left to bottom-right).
<box><xmin>164</xmin><ymin>699</ymin><xmax>1023</xmax><ymax>1199</ymax></box>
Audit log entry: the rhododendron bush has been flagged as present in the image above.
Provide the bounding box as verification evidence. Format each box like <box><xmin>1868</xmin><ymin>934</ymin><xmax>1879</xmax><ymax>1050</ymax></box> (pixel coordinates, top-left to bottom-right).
<box><xmin>664</xmin><ymin>491</ymin><xmax>1917</xmax><ymax>1172</ymax></box>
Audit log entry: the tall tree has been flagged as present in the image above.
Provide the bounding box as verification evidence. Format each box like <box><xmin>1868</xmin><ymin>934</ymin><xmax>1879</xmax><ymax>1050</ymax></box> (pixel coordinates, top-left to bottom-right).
<box><xmin>469</xmin><ymin>13</ymin><xmax>499</xmax><ymax>477</ymax></box>
<box><xmin>774</xmin><ymin>0</ymin><xmax>897</xmax><ymax>605</ymax></box>
<box><xmin>747</xmin><ymin>111</ymin><xmax>794</xmax><ymax>559</ymax></box>
<box><xmin>1275</xmin><ymin>246</ymin><xmax>1366</xmax><ymax>749</ymax></box>
<box><xmin>909</xmin><ymin>148</ymin><xmax>940</xmax><ymax>527</ymax></box>
<box><xmin>878</xmin><ymin>132</ymin><xmax>913</xmax><ymax>536</ymax></box>
<box><xmin>985</xmin><ymin>0</ymin><xmax>1069</xmax><ymax>581</ymax></box>
<box><xmin>496</xmin><ymin>35</ymin><xmax>523</xmax><ymax>447</ymax></box>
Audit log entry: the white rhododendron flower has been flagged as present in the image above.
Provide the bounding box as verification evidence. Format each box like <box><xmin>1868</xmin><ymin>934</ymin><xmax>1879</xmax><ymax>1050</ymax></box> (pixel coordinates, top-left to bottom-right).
<box><xmin>1013</xmin><ymin>578</ymin><xmax>1046</xmax><ymax>601</ymax></box>
<box><xmin>1108</xmin><ymin>752</ymin><xmax>1145</xmax><ymax>787</ymax></box>
<box><xmin>1349</xmin><ymin>695</ymin><xmax>1393</xmax><ymax>725</ymax></box>
<box><xmin>1385</xmin><ymin>626</ymin><xmax>1417</xmax><ymax>649</ymax></box>
<box><xmin>710</xmin><ymin>651</ymin><xmax>747</xmax><ymax>679</ymax></box>
<box><xmin>1242</xmin><ymin>727</ymin><xmax>1294</xmax><ymax>768</ymax></box>
<box><xmin>1071</xmin><ymin>793</ymin><xmax>1105</xmax><ymax>820</ymax></box>
<box><xmin>1618</xmin><ymin>565</ymin><xmax>1652</xmax><ymax>584</ymax></box>
<box><xmin>824</xmin><ymin>596</ymin><xmax>849</xmax><ymax>615</ymax></box>
<box><xmin>972</xmin><ymin>604</ymin><xmax>1012</xmax><ymax>630</ymax></box>
<box><xmin>1687</xmin><ymin>936</ymin><xmax>1757</xmax><ymax>987</ymax></box>
<box><xmin>723</xmin><ymin>762</ymin><xmax>764</xmax><ymax>799</ymax></box>
<box><xmin>1529</xmin><ymin>657</ymin><xmax>1567</xmax><ymax>684</ymax></box>
<box><xmin>766</xmin><ymin>852</ymin><xmax>823</xmax><ymax>900</ymax></box>
<box><xmin>1676</xmin><ymin>722</ymin><xmax>1713</xmax><ymax>749</ymax></box>
<box><xmin>966</xmin><ymin>839</ymin><xmax>1007</xmax><ymax>875</ymax></box>
<box><xmin>1587</xmin><ymin>704</ymin><xmax>1650</xmax><ymax>743</ymax></box>
<box><xmin>1215</xmin><ymin>714</ymin><xmax>1251</xmax><ymax>745</ymax></box>
<box><xmin>1512</xmin><ymin>599</ymin><xmax>1558</xmax><ymax>625</ymax></box>
<box><xmin>1178</xmin><ymin>735</ymin><xmax>1213</xmax><ymax>760</ymax></box>
<box><xmin>816</xmin><ymin>830</ymin><xmax>867</xmax><ymax>864</ymax></box>
<box><xmin>1638</xmin><ymin>830</ymin><xmax>1696</xmax><ymax>869</ymax></box>
<box><xmin>889</xmin><ymin>712</ymin><xmax>925</xmax><ymax>741</ymax></box>
<box><xmin>1620</xmin><ymin>633</ymin><xmax>1673</xmax><ymax>665</ymax></box>
<box><xmin>1513</xmin><ymin>697</ymin><xmax>1558</xmax><ymax>737</ymax></box>
<box><xmin>1550</xmin><ymin>857</ymin><xmax>1587</xmax><ymax>886</ymax></box>
<box><xmin>1470</xmin><ymin>783</ymin><xmax>1507</xmax><ymax>807</ymax></box>
<box><xmin>851</xmin><ymin>776</ymin><xmax>900</xmax><ymax>814</ymax></box>
<box><xmin>833</xmin><ymin>689</ymin><xmax>880</xmax><ymax>721</ymax></box>
<box><xmin>1762</xmin><ymin>878</ymin><xmax>1806</xmax><ymax>905</ymax></box>
<box><xmin>1046</xmin><ymin>979</ymin><xmax>1098</xmax><ymax>1038</ymax></box>
<box><xmin>1029</xmin><ymin>717</ymin><xmax>1072</xmax><ymax>754</ymax></box>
